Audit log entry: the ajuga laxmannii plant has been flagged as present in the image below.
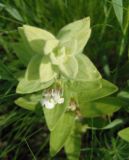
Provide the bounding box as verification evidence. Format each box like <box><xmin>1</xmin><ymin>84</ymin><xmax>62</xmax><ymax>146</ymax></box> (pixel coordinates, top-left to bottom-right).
<box><xmin>14</xmin><ymin>17</ymin><xmax>124</xmax><ymax>159</ymax></box>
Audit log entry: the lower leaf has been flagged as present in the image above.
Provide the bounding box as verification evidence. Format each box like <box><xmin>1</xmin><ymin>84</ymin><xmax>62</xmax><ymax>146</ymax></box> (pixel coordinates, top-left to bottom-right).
<box><xmin>77</xmin><ymin>79</ymin><xmax>118</xmax><ymax>103</ymax></box>
<box><xmin>50</xmin><ymin>112</ymin><xmax>75</xmax><ymax>157</ymax></box>
<box><xmin>16</xmin><ymin>78</ymin><xmax>54</xmax><ymax>94</ymax></box>
<box><xmin>15</xmin><ymin>93</ymin><xmax>42</xmax><ymax>111</ymax></box>
<box><xmin>80</xmin><ymin>97</ymin><xmax>122</xmax><ymax>118</ymax></box>
<box><xmin>64</xmin><ymin>122</ymin><xmax>82</xmax><ymax>160</ymax></box>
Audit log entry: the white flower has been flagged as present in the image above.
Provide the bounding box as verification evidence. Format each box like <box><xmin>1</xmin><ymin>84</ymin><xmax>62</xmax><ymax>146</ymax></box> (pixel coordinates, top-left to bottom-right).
<box><xmin>52</xmin><ymin>89</ymin><xmax>64</xmax><ymax>104</ymax></box>
<box><xmin>41</xmin><ymin>88</ymin><xmax>64</xmax><ymax>109</ymax></box>
<box><xmin>41</xmin><ymin>98</ymin><xmax>56</xmax><ymax>109</ymax></box>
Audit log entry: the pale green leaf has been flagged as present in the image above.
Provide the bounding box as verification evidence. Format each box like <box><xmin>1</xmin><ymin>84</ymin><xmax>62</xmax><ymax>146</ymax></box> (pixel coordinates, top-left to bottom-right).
<box><xmin>68</xmin><ymin>79</ymin><xmax>118</xmax><ymax>103</ymax></box>
<box><xmin>50</xmin><ymin>112</ymin><xmax>75</xmax><ymax>157</ymax></box>
<box><xmin>57</xmin><ymin>17</ymin><xmax>91</xmax><ymax>55</ymax></box>
<box><xmin>80</xmin><ymin>97</ymin><xmax>122</xmax><ymax>118</ymax></box>
<box><xmin>13</xmin><ymin>42</ymin><xmax>35</xmax><ymax>66</ymax></box>
<box><xmin>67</xmin><ymin>80</ymin><xmax>101</xmax><ymax>92</ymax></box>
<box><xmin>20</xmin><ymin>25</ymin><xmax>58</xmax><ymax>54</ymax></box>
<box><xmin>39</xmin><ymin>56</ymin><xmax>57</xmax><ymax>82</ymax></box>
<box><xmin>50</xmin><ymin>47</ymin><xmax>66</xmax><ymax>65</ymax></box>
<box><xmin>18</xmin><ymin>27</ymin><xmax>36</xmax><ymax>56</ymax></box>
<box><xmin>112</xmin><ymin>0</ymin><xmax>123</xmax><ymax>27</ymax></box>
<box><xmin>44</xmin><ymin>39</ymin><xmax>59</xmax><ymax>55</ymax></box>
<box><xmin>59</xmin><ymin>39</ymin><xmax>77</xmax><ymax>56</ymax></box>
<box><xmin>65</xmin><ymin>122</ymin><xmax>81</xmax><ymax>160</ymax></box>
<box><xmin>75</xmin><ymin>53</ymin><xmax>101</xmax><ymax>81</ymax></box>
<box><xmin>59</xmin><ymin>56</ymin><xmax>78</xmax><ymax>79</ymax></box>
<box><xmin>43</xmin><ymin>103</ymin><xmax>67</xmax><ymax>131</ymax></box>
<box><xmin>77</xmin><ymin>79</ymin><xmax>118</xmax><ymax>103</ymax></box>
<box><xmin>16</xmin><ymin>78</ymin><xmax>54</xmax><ymax>94</ymax></box>
<box><xmin>15</xmin><ymin>93</ymin><xmax>42</xmax><ymax>111</ymax></box>
<box><xmin>25</xmin><ymin>54</ymin><xmax>42</xmax><ymax>80</ymax></box>
<box><xmin>118</xmin><ymin>127</ymin><xmax>129</xmax><ymax>142</ymax></box>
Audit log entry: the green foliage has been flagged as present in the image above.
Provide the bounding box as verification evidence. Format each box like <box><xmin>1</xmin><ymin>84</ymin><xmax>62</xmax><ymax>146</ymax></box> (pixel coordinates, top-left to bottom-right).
<box><xmin>72</xmin><ymin>79</ymin><xmax>118</xmax><ymax>103</ymax></box>
<box><xmin>64</xmin><ymin>122</ymin><xmax>82</xmax><ymax>160</ymax></box>
<box><xmin>20</xmin><ymin>25</ymin><xmax>58</xmax><ymax>55</ymax></box>
<box><xmin>39</xmin><ymin>56</ymin><xmax>57</xmax><ymax>82</ymax></box>
<box><xmin>50</xmin><ymin>112</ymin><xmax>75</xmax><ymax>157</ymax></box>
<box><xmin>59</xmin><ymin>55</ymin><xmax>78</xmax><ymax>79</ymax></box>
<box><xmin>118</xmin><ymin>128</ymin><xmax>129</xmax><ymax>142</ymax></box>
<box><xmin>75</xmin><ymin>53</ymin><xmax>101</xmax><ymax>81</ymax></box>
<box><xmin>13</xmin><ymin>42</ymin><xmax>35</xmax><ymax>66</ymax></box>
<box><xmin>80</xmin><ymin>97</ymin><xmax>122</xmax><ymax>118</ymax></box>
<box><xmin>112</xmin><ymin>0</ymin><xmax>123</xmax><ymax>27</ymax></box>
<box><xmin>0</xmin><ymin>60</ymin><xmax>14</xmax><ymax>80</ymax></box>
<box><xmin>25</xmin><ymin>54</ymin><xmax>42</xmax><ymax>80</ymax></box>
<box><xmin>57</xmin><ymin>17</ymin><xmax>91</xmax><ymax>55</ymax></box>
<box><xmin>0</xmin><ymin>0</ymin><xmax>129</xmax><ymax>159</ymax></box>
<box><xmin>0</xmin><ymin>2</ymin><xmax>23</xmax><ymax>21</ymax></box>
<box><xmin>16</xmin><ymin>78</ymin><xmax>54</xmax><ymax>94</ymax></box>
<box><xmin>15</xmin><ymin>93</ymin><xmax>42</xmax><ymax>111</ymax></box>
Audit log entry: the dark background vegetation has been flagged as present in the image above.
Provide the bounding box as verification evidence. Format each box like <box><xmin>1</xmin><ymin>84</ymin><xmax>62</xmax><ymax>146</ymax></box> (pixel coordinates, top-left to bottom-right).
<box><xmin>0</xmin><ymin>0</ymin><xmax>129</xmax><ymax>159</ymax></box>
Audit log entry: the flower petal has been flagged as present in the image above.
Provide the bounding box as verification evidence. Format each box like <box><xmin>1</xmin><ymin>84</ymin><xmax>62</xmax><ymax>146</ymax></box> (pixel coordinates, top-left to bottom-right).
<box><xmin>41</xmin><ymin>98</ymin><xmax>55</xmax><ymax>109</ymax></box>
<box><xmin>57</xmin><ymin>98</ymin><xmax>64</xmax><ymax>104</ymax></box>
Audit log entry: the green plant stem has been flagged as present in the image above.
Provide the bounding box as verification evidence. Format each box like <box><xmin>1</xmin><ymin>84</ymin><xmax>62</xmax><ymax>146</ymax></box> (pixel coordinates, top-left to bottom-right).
<box><xmin>24</xmin><ymin>138</ymin><xmax>37</xmax><ymax>160</ymax></box>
